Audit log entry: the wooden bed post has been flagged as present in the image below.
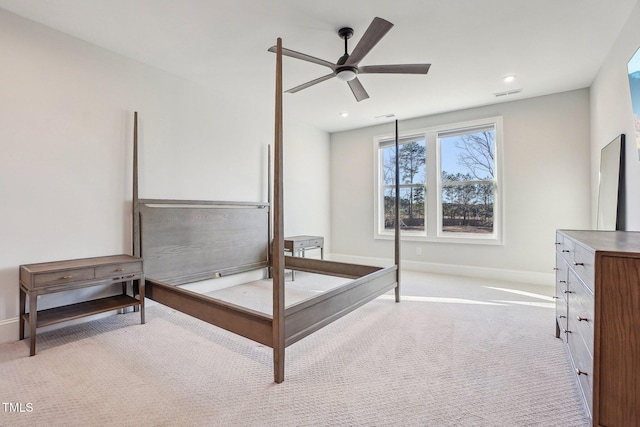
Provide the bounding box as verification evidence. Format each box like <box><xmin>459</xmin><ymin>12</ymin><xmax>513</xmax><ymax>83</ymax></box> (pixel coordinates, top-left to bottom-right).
<box><xmin>133</xmin><ymin>111</ymin><xmax>140</xmax><ymax>258</ymax></box>
<box><xmin>394</xmin><ymin>119</ymin><xmax>401</xmax><ymax>303</ymax></box>
<box><xmin>273</xmin><ymin>38</ymin><xmax>286</xmax><ymax>383</ymax></box>
<box><xmin>267</xmin><ymin>144</ymin><xmax>273</xmax><ymax>279</ymax></box>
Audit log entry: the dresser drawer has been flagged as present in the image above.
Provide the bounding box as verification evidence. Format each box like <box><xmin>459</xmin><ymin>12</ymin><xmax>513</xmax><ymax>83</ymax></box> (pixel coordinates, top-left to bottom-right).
<box><xmin>556</xmin><ymin>253</ymin><xmax>568</xmax><ymax>293</ymax></box>
<box><xmin>569</xmin><ymin>279</ymin><xmax>594</xmax><ymax>357</ymax></box>
<box><xmin>572</xmin><ymin>243</ymin><xmax>595</xmax><ymax>292</ymax></box>
<box><xmin>556</xmin><ymin>295</ymin><xmax>568</xmax><ymax>340</ymax></box>
<box><xmin>33</xmin><ymin>268</ymin><xmax>95</xmax><ymax>288</ymax></box>
<box><xmin>95</xmin><ymin>261</ymin><xmax>143</xmax><ymax>279</ymax></box>
<box><xmin>557</xmin><ymin>232</ymin><xmax>575</xmax><ymax>263</ymax></box>
<box><xmin>568</xmin><ymin>332</ymin><xmax>593</xmax><ymax>416</ymax></box>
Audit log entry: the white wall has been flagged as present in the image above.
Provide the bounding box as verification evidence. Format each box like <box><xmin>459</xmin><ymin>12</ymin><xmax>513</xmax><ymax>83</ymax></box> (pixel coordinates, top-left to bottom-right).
<box><xmin>330</xmin><ymin>89</ymin><xmax>591</xmax><ymax>284</ymax></box>
<box><xmin>590</xmin><ymin>1</ymin><xmax>640</xmax><ymax>230</ymax></box>
<box><xmin>0</xmin><ymin>10</ymin><xmax>330</xmax><ymax>343</ymax></box>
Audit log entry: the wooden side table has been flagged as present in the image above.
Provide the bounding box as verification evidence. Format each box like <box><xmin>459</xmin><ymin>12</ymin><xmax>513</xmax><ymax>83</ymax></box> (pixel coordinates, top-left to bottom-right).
<box><xmin>284</xmin><ymin>235</ymin><xmax>324</xmax><ymax>280</ymax></box>
<box><xmin>19</xmin><ymin>254</ymin><xmax>144</xmax><ymax>355</ymax></box>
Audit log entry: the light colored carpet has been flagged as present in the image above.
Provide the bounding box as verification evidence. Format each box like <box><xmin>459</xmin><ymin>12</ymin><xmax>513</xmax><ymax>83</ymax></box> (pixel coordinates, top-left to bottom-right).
<box><xmin>0</xmin><ymin>271</ymin><xmax>590</xmax><ymax>426</ymax></box>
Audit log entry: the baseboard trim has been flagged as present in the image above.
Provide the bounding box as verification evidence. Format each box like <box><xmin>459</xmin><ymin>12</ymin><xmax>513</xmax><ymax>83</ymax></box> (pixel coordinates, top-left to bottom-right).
<box><xmin>329</xmin><ymin>254</ymin><xmax>554</xmax><ymax>287</ymax></box>
<box><xmin>0</xmin><ymin>317</ymin><xmax>19</xmax><ymax>345</ymax></box>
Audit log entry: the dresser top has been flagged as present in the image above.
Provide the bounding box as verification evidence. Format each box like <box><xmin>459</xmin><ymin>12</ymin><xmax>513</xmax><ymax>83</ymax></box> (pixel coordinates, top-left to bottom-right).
<box><xmin>558</xmin><ymin>230</ymin><xmax>640</xmax><ymax>254</ymax></box>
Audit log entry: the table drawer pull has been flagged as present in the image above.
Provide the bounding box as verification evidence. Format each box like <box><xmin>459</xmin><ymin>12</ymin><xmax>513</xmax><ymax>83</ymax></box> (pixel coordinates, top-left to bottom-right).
<box><xmin>115</xmin><ymin>268</ymin><xmax>125</xmax><ymax>272</ymax></box>
<box><xmin>113</xmin><ymin>274</ymin><xmax>136</xmax><ymax>280</ymax></box>
<box><xmin>61</xmin><ymin>275</ymin><xmax>72</xmax><ymax>280</ymax></box>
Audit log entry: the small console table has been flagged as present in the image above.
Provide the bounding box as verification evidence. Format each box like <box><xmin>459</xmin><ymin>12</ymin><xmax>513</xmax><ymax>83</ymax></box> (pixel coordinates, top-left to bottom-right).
<box><xmin>19</xmin><ymin>254</ymin><xmax>144</xmax><ymax>356</ymax></box>
<box><xmin>284</xmin><ymin>235</ymin><xmax>324</xmax><ymax>280</ymax></box>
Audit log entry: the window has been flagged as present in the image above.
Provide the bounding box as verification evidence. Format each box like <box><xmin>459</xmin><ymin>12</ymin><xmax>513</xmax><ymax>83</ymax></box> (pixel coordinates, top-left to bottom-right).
<box><xmin>439</xmin><ymin>125</ymin><xmax>496</xmax><ymax>236</ymax></box>
<box><xmin>374</xmin><ymin>117</ymin><xmax>502</xmax><ymax>244</ymax></box>
<box><xmin>379</xmin><ymin>135</ymin><xmax>426</xmax><ymax>235</ymax></box>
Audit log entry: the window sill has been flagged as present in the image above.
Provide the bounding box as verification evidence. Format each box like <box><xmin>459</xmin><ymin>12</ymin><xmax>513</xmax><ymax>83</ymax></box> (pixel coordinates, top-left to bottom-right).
<box><xmin>375</xmin><ymin>233</ymin><xmax>503</xmax><ymax>246</ymax></box>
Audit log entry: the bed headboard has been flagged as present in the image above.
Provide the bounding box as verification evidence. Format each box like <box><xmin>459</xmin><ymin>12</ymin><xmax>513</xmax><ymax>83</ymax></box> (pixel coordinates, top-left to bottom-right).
<box><xmin>135</xmin><ymin>199</ymin><xmax>270</xmax><ymax>285</ymax></box>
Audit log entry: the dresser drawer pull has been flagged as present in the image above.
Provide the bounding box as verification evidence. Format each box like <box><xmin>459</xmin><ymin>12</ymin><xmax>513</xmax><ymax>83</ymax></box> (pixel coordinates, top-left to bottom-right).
<box><xmin>563</xmin><ymin>329</ymin><xmax>572</xmax><ymax>334</ymax></box>
<box><xmin>559</xmin><ymin>280</ymin><xmax>566</xmax><ymax>284</ymax></box>
<box><xmin>559</xmin><ymin>315</ymin><xmax>566</xmax><ymax>319</ymax></box>
<box><xmin>576</xmin><ymin>369</ymin><xmax>588</xmax><ymax>376</ymax></box>
<box><xmin>61</xmin><ymin>275</ymin><xmax>72</xmax><ymax>280</ymax></box>
<box><xmin>576</xmin><ymin>316</ymin><xmax>589</xmax><ymax>322</ymax></box>
<box><xmin>563</xmin><ymin>290</ymin><xmax>573</xmax><ymax>294</ymax></box>
<box><xmin>573</xmin><ymin>262</ymin><xmax>584</xmax><ymax>266</ymax></box>
<box><xmin>562</xmin><ymin>250</ymin><xmax>570</xmax><ymax>253</ymax></box>
<box><xmin>115</xmin><ymin>268</ymin><xmax>125</xmax><ymax>272</ymax></box>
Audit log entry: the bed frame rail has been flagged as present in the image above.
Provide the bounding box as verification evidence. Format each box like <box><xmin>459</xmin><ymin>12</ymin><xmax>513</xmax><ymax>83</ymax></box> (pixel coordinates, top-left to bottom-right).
<box><xmin>146</xmin><ymin>278</ymin><xmax>273</xmax><ymax>347</ymax></box>
<box><xmin>284</xmin><ymin>265</ymin><xmax>397</xmax><ymax>346</ymax></box>
<box><xmin>284</xmin><ymin>256</ymin><xmax>381</xmax><ymax>279</ymax></box>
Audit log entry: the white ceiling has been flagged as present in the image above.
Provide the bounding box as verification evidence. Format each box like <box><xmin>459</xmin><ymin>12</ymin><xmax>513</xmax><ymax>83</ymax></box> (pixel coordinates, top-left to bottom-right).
<box><xmin>0</xmin><ymin>0</ymin><xmax>637</xmax><ymax>133</ymax></box>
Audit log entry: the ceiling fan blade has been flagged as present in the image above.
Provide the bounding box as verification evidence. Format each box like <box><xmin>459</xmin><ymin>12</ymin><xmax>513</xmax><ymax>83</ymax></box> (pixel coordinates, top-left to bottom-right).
<box><xmin>286</xmin><ymin>73</ymin><xmax>336</xmax><ymax>93</ymax></box>
<box><xmin>268</xmin><ymin>46</ymin><xmax>336</xmax><ymax>70</ymax></box>
<box><xmin>347</xmin><ymin>77</ymin><xmax>370</xmax><ymax>102</ymax></box>
<box><xmin>346</xmin><ymin>17</ymin><xmax>394</xmax><ymax>66</ymax></box>
<box><xmin>359</xmin><ymin>64</ymin><xmax>431</xmax><ymax>74</ymax></box>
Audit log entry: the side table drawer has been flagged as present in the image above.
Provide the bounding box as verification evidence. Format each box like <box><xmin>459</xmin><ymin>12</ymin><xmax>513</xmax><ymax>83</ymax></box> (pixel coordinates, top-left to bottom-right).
<box><xmin>309</xmin><ymin>238</ymin><xmax>323</xmax><ymax>247</ymax></box>
<box><xmin>33</xmin><ymin>268</ymin><xmax>94</xmax><ymax>288</ymax></box>
<box><xmin>293</xmin><ymin>240</ymin><xmax>310</xmax><ymax>249</ymax></box>
<box><xmin>95</xmin><ymin>262</ymin><xmax>142</xmax><ymax>279</ymax></box>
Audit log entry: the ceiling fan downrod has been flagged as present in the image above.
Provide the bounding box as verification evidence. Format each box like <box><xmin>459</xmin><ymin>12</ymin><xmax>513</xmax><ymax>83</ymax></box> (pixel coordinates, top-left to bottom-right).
<box><xmin>336</xmin><ymin>27</ymin><xmax>356</xmax><ymax>80</ymax></box>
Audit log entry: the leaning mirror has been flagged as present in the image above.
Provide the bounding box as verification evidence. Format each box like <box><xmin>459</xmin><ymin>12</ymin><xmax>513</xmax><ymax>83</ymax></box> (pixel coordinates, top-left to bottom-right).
<box><xmin>597</xmin><ymin>134</ymin><xmax>625</xmax><ymax>230</ymax></box>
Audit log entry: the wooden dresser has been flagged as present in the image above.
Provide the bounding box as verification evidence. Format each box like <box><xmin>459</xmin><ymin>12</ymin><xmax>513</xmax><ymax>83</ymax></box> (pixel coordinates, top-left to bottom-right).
<box><xmin>555</xmin><ymin>230</ymin><xmax>640</xmax><ymax>426</ymax></box>
<box><xmin>19</xmin><ymin>255</ymin><xmax>144</xmax><ymax>356</ymax></box>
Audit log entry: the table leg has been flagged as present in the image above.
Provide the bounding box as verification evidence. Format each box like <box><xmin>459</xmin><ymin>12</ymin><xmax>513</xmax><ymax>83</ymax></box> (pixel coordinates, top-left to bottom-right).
<box><xmin>139</xmin><ymin>278</ymin><xmax>145</xmax><ymax>324</ymax></box>
<box><xmin>19</xmin><ymin>288</ymin><xmax>26</xmax><ymax>340</ymax></box>
<box><xmin>28</xmin><ymin>292</ymin><xmax>37</xmax><ymax>356</ymax></box>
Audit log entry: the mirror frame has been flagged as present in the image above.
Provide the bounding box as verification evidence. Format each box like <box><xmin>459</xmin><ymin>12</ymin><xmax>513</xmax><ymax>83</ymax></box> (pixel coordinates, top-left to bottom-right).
<box><xmin>597</xmin><ymin>134</ymin><xmax>625</xmax><ymax>231</ymax></box>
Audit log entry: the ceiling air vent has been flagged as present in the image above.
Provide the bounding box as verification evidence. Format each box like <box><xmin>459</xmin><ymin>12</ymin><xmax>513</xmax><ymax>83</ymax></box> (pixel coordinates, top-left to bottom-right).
<box><xmin>494</xmin><ymin>89</ymin><xmax>522</xmax><ymax>97</ymax></box>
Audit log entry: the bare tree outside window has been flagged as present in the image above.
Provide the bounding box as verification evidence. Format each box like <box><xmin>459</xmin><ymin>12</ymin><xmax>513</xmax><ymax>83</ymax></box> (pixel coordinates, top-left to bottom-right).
<box><xmin>440</xmin><ymin>129</ymin><xmax>495</xmax><ymax>234</ymax></box>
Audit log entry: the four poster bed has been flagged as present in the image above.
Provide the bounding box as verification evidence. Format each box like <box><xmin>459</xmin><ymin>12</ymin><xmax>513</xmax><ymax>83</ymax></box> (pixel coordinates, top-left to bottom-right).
<box><xmin>134</xmin><ymin>39</ymin><xmax>401</xmax><ymax>383</ymax></box>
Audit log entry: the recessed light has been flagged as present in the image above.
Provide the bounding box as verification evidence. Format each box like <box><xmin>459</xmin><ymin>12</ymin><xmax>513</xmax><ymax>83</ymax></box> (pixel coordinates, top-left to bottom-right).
<box><xmin>502</xmin><ymin>74</ymin><xmax>517</xmax><ymax>83</ymax></box>
<box><xmin>339</xmin><ymin>111</ymin><xmax>349</xmax><ymax>118</ymax></box>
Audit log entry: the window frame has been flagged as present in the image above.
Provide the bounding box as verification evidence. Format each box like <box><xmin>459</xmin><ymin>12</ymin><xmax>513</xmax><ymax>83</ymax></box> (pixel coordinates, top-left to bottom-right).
<box><xmin>373</xmin><ymin>117</ymin><xmax>503</xmax><ymax>245</ymax></box>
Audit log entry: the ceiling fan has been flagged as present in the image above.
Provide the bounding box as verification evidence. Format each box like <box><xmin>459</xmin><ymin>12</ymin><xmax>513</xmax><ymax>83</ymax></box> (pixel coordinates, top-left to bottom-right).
<box><xmin>268</xmin><ymin>17</ymin><xmax>431</xmax><ymax>102</ymax></box>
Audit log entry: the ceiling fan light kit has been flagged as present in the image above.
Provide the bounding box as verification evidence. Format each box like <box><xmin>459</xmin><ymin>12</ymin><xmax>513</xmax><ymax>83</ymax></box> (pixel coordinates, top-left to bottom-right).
<box><xmin>336</xmin><ymin>68</ymin><xmax>357</xmax><ymax>81</ymax></box>
<box><xmin>268</xmin><ymin>17</ymin><xmax>431</xmax><ymax>102</ymax></box>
